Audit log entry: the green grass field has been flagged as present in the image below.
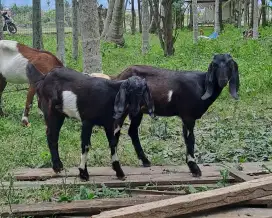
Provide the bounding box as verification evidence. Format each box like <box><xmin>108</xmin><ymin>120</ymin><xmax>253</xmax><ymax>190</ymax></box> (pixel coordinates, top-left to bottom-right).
<box><xmin>0</xmin><ymin>24</ymin><xmax>272</xmax><ymax>205</ymax></box>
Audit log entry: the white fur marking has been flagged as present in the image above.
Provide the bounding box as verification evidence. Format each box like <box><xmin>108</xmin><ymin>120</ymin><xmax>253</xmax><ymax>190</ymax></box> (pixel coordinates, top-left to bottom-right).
<box><xmin>112</xmin><ymin>148</ymin><xmax>119</xmax><ymax>162</ymax></box>
<box><xmin>187</xmin><ymin>154</ymin><xmax>196</xmax><ymax>163</ymax></box>
<box><xmin>114</xmin><ymin>125</ymin><xmax>121</xmax><ymax>135</ymax></box>
<box><xmin>168</xmin><ymin>90</ymin><xmax>173</xmax><ymax>102</ymax></box>
<box><xmin>62</xmin><ymin>91</ymin><xmax>81</xmax><ymax>120</ymax></box>
<box><xmin>79</xmin><ymin>152</ymin><xmax>88</xmax><ymax>169</ymax></box>
<box><xmin>0</xmin><ymin>40</ymin><xmax>29</xmax><ymax>84</ymax></box>
<box><xmin>21</xmin><ymin>116</ymin><xmax>28</xmax><ymax>122</ymax></box>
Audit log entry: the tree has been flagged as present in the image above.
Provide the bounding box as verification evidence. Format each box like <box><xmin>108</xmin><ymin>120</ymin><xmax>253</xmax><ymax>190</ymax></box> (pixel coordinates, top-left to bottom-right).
<box><xmin>250</xmin><ymin>0</ymin><xmax>254</xmax><ymax>28</ymax></box>
<box><xmin>123</xmin><ymin>0</ymin><xmax>129</xmax><ymax>31</ymax></box>
<box><xmin>253</xmin><ymin>0</ymin><xmax>259</xmax><ymax>39</ymax></box>
<box><xmin>72</xmin><ymin>0</ymin><xmax>79</xmax><ymax>60</ymax></box>
<box><xmin>56</xmin><ymin>0</ymin><xmax>65</xmax><ymax>64</ymax></box>
<box><xmin>102</xmin><ymin>0</ymin><xmax>115</xmax><ymax>38</ymax></box>
<box><xmin>142</xmin><ymin>0</ymin><xmax>149</xmax><ymax>54</ymax></box>
<box><xmin>0</xmin><ymin>0</ymin><xmax>3</xmax><ymax>40</ymax></box>
<box><xmin>32</xmin><ymin>0</ymin><xmax>43</xmax><ymax>49</ymax></box>
<box><xmin>237</xmin><ymin>0</ymin><xmax>242</xmax><ymax>27</ymax></box>
<box><xmin>138</xmin><ymin>0</ymin><xmax>142</xmax><ymax>33</ymax></box>
<box><xmin>192</xmin><ymin>0</ymin><xmax>198</xmax><ymax>43</ymax></box>
<box><xmin>98</xmin><ymin>4</ymin><xmax>104</xmax><ymax>35</ymax></box>
<box><xmin>104</xmin><ymin>0</ymin><xmax>125</xmax><ymax>46</ymax></box>
<box><xmin>79</xmin><ymin>0</ymin><xmax>102</xmax><ymax>74</ymax></box>
<box><xmin>261</xmin><ymin>0</ymin><xmax>267</xmax><ymax>27</ymax></box>
<box><xmin>148</xmin><ymin>0</ymin><xmax>158</xmax><ymax>33</ymax></box>
<box><xmin>244</xmin><ymin>0</ymin><xmax>249</xmax><ymax>27</ymax></box>
<box><xmin>214</xmin><ymin>0</ymin><xmax>220</xmax><ymax>33</ymax></box>
<box><xmin>131</xmin><ymin>0</ymin><xmax>136</xmax><ymax>34</ymax></box>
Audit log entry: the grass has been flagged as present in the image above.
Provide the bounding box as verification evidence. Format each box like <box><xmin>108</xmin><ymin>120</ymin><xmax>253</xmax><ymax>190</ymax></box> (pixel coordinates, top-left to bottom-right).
<box><xmin>0</xmin><ymin>24</ymin><xmax>272</xmax><ymax>206</ymax></box>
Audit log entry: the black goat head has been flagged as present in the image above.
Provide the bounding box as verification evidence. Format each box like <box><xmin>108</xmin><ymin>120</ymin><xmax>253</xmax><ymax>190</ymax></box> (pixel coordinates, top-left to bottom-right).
<box><xmin>113</xmin><ymin>76</ymin><xmax>155</xmax><ymax>121</ymax></box>
<box><xmin>201</xmin><ymin>54</ymin><xmax>240</xmax><ymax>100</ymax></box>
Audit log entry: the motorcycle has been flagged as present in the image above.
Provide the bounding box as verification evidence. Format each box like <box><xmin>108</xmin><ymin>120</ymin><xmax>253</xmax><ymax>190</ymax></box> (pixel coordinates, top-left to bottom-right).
<box><xmin>2</xmin><ymin>12</ymin><xmax>17</xmax><ymax>34</ymax></box>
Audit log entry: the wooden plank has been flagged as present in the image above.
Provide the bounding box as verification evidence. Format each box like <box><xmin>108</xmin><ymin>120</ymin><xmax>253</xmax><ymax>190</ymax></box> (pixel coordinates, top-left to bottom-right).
<box><xmin>189</xmin><ymin>207</ymin><xmax>272</xmax><ymax>218</ymax></box>
<box><xmin>220</xmin><ymin>164</ymin><xmax>253</xmax><ymax>182</ymax></box>
<box><xmin>0</xmin><ymin>174</ymin><xmax>237</xmax><ymax>190</ymax></box>
<box><xmin>0</xmin><ymin>195</ymin><xmax>174</xmax><ymax>217</ymax></box>
<box><xmin>9</xmin><ymin>162</ymin><xmax>272</xmax><ymax>181</ymax></box>
<box><xmin>91</xmin><ymin>175</ymin><xmax>272</xmax><ymax>218</ymax></box>
<box><xmin>244</xmin><ymin>195</ymin><xmax>272</xmax><ymax>206</ymax></box>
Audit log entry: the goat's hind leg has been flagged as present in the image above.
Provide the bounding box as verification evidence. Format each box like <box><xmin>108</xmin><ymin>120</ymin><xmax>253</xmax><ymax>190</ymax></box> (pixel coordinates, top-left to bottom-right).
<box><xmin>78</xmin><ymin>120</ymin><xmax>93</xmax><ymax>181</ymax></box>
<box><xmin>129</xmin><ymin>113</ymin><xmax>151</xmax><ymax>167</ymax></box>
<box><xmin>0</xmin><ymin>74</ymin><xmax>7</xmax><ymax>116</ymax></box>
<box><xmin>45</xmin><ymin>109</ymin><xmax>65</xmax><ymax>173</ymax></box>
<box><xmin>21</xmin><ymin>85</ymin><xmax>36</xmax><ymax>127</ymax></box>
<box><xmin>182</xmin><ymin>120</ymin><xmax>202</xmax><ymax>177</ymax></box>
<box><xmin>105</xmin><ymin>125</ymin><xmax>125</xmax><ymax>180</ymax></box>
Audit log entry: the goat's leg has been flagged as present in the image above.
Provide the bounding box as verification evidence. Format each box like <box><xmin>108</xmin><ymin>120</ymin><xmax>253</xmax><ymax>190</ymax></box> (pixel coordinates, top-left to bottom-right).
<box><xmin>0</xmin><ymin>75</ymin><xmax>7</xmax><ymax>116</ymax></box>
<box><xmin>128</xmin><ymin>113</ymin><xmax>151</xmax><ymax>167</ymax></box>
<box><xmin>105</xmin><ymin>126</ymin><xmax>125</xmax><ymax>180</ymax></box>
<box><xmin>21</xmin><ymin>85</ymin><xmax>36</xmax><ymax>127</ymax></box>
<box><xmin>78</xmin><ymin>120</ymin><xmax>93</xmax><ymax>181</ymax></box>
<box><xmin>45</xmin><ymin>110</ymin><xmax>65</xmax><ymax>173</ymax></box>
<box><xmin>182</xmin><ymin>120</ymin><xmax>202</xmax><ymax>177</ymax></box>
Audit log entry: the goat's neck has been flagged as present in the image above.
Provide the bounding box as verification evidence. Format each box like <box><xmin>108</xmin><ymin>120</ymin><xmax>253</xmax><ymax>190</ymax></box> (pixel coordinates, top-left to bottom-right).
<box><xmin>207</xmin><ymin>82</ymin><xmax>224</xmax><ymax>103</ymax></box>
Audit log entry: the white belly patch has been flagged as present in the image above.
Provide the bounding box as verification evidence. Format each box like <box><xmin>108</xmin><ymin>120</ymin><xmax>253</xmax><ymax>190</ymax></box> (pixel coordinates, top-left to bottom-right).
<box><xmin>62</xmin><ymin>91</ymin><xmax>81</xmax><ymax>120</ymax></box>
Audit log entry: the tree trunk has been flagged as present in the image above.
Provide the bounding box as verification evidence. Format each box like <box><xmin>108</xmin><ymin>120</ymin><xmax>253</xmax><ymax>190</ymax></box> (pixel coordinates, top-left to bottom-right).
<box><xmin>105</xmin><ymin>0</ymin><xmax>125</xmax><ymax>46</ymax></box>
<box><xmin>253</xmin><ymin>0</ymin><xmax>258</xmax><ymax>39</ymax></box>
<box><xmin>98</xmin><ymin>5</ymin><xmax>104</xmax><ymax>35</ymax></box>
<box><xmin>123</xmin><ymin>0</ymin><xmax>129</xmax><ymax>32</ymax></box>
<box><xmin>72</xmin><ymin>0</ymin><xmax>78</xmax><ymax>60</ymax></box>
<box><xmin>214</xmin><ymin>0</ymin><xmax>220</xmax><ymax>33</ymax></box>
<box><xmin>219</xmin><ymin>0</ymin><xmax>223</xmax><ymax>31</ymax></box>
<box><xmin>192</xmin><ymin>0</ymin><xmax>198</xmax><ymax>43</ymax></box>
<box><xmin>244</xmin><ymin>0</ymin><xmax>248</xmax><ymax>27</ymax></box>
<box><xmin>131</xmin><ymin>0</ymin><xmax>136</xmax><ymax>34</ymax></box>
<box><xmin>237</xmin><ymin>0</ymin><xmax>242</xmax><ymax>28</ymax></box>
<box><xmin>0</xmin><ymin>0</ymin><xmax>3</xmax><ymax>40</ymax></box>
<box><xmin>32</xmin><ymin>0</ymin><xmax>43</xmax><ymax>49</ymax></box>
<box><xmin>250</xmin><ymin>0</ymin><xmax>254</xmax><ymax>28</ymax></box>
<box><xmin>261</xmin><ymin>0</ymin><xmax>267</xmax><ymax>27</ymax></box>
<box><xmin>138</xmin><ymin>0</ymin><xmax>142</xmax><ymax>33</ymax></box>
<box><xmin>188</xmin><ymin>3</ymin><xmax>193</xmax><ymax>29</ymax></box>
<box><xmin>148</xmin><ymin>0</ymin><xmax>158</xmax><ymax>33</ymax></box>
<box><xmin>142</xmin><ymin>0</ymin><xmax>149</xmax><ymax>54</ymax></box>
<box><xmin>102</xmin><ymin>0</ymin><xmax>115</xmax><ymax>38</ymax></box>
<box><xmin>79</xmin><ymin>0</ymin><xmax>102</xmax><ymax>74</ymax></box>
<box><xmin>56</xmin><ymin>0</ymin><xmax>65</xmax><ymax>64</ymax></box>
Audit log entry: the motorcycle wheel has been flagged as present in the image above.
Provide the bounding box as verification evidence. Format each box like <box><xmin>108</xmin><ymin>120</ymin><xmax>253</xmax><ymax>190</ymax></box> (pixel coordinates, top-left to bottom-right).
<box><xmin>8</xmin><ymin>23</ymin><xmax>17</xmax><ymax>34</ymax></box>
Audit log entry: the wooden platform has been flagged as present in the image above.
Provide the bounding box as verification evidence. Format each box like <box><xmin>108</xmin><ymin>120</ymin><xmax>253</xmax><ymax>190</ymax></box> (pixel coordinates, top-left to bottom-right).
<box><xmin>1</xmin><ymin>162</ymin><xmax>272</xmax><ymax>217</ymax></box>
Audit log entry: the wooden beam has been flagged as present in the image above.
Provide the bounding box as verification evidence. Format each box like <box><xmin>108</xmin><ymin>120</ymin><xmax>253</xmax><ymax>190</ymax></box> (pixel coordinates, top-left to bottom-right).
<box><xmin>91</xmin><ymin>175</ymin><xmax>272</xmax><ymax>218</ymax></box>
<box><xmin>0</xmin><ymin>195</ymin><xmax>174</xmax><ymax>217</ymax></box>
<box><xmin>219</xmin><ymin>164</ymin><xmax>253</xmax><ymax>182</ymax></box>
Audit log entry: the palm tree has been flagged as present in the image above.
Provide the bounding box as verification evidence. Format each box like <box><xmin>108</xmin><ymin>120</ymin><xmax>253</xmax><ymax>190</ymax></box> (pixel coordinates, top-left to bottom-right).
<box><xmin>32</xmin><ymin>0</ymin><xmax>43</xmax><ymax>49</ymax></box>
<box><xmin>253</xmin><ymin>0</ymin><xmax>259</xmax><ymax>38</ymax></box>
<box><xmin>142</xmin><ymin>0</ymin><xmax>149</xmax><ymax>54</ymax></box>
<box><xmin>192</xmin><ymin>0</ymin><xmax>198</xmax><ymax>43</ymax></box>
<box><xmin>215</xmin><ymin>0</ymin><xmax>220</xmax><ymax>33</ymax></box>
<box><xmin>72</xmin><ymin>0</ymin><xmax>79</xmax><ymax>60</ymax></box>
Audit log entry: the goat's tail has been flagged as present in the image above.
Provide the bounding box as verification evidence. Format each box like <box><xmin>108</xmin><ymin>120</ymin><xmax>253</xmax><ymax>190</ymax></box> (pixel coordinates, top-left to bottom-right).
<box><xmin>26</xmin><ymin>62</ymin><xmax>46</xmax><ymax>86</ymax></box>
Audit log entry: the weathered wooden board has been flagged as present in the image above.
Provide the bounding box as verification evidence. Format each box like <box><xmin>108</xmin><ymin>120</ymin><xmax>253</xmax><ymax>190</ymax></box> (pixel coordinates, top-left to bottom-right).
<box><xmin>91</xmin><ymin>175</ymin><xmax>272</xmax><ymax>218</ymax></box>
<box><xmin>0</xmin><ymin>195</ymin><xmax>174</xmax><ymax>217</ymax></box>
<box><xmin>189</xmin><ymin>207</ymin><xmax>272</xmax><ymax>218</ymax></box>
<box><xmin>9</xmin><ymin>162</ymin><xmax>272</xmax><ymax>181</ymax></box>
<box><xmin>220</xmin><ymin>164</ymin><xmax>253</xmax><ymax>182</ymax></box>
<box><xmin>0</xmin><ymin>174</ymin><xmax>237</xmax><ymax>190</ymax></box>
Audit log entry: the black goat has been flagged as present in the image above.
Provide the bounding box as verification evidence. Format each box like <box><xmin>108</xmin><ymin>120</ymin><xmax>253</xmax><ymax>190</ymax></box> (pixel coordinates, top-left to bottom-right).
<box><xmin>26</xmin><ymin>63</ymin><xmax>154</xmax><ymax>181</ymax></box>
<box><xmin>112</xmin><ymin>54</ymin><xmax>240</xmax><ymax>177</ymax></box>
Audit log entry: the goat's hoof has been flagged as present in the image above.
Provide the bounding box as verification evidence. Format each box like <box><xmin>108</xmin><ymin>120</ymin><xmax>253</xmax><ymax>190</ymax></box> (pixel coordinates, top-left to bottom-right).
<box><xmin>21</xmin><ymin>118</ymin><xmax>30</xmax><ymax>127</ymax></box>
<box><xmin>79</xmin><ymin>168</ymin><xmax>90</xmax><ymax>181</ymax></box>
<box><xmin>188</xmin><ymin>162</ymin><xmax>202</xmax><ymax>177</ymax></box>
<box><xmin>53</xmin><ymin>161</ymin><xmax>64</xmax><ymax>173</ymax></box>
<box><xmin>142</xmin><ymin>161</ymin><xmax>151</xmax><ymax>168</ymax></box>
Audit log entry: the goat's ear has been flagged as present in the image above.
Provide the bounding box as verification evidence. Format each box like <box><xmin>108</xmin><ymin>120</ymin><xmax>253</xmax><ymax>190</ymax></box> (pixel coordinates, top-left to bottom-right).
<box><xmin>229</xmin><ymin>60</ymin><xmax>240</xmax><ymax>100</ymax></box>
<box><xmin>143</xmin><ymin>85</ymin><xmax>155</xmax><ymax>118</ymax></box>
<box><xmin>113</xmin><ymin>82</ymin><xmax>127</xmax><ymax>120</ymax></box>
<box><xmin>201</xmin><ymin>62</ymin><xmax>215</xmax><ymax>100</ymax></box>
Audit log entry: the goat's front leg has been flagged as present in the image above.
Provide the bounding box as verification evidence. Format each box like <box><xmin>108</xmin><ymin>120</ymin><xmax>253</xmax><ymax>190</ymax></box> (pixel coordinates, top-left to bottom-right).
<box><xmin>182</xmin><ymin>120</ymin><xmax>202</xmax><ymax>177</ymax></box>
<box><xmin>105</xmin><ymin>125</ymin><xmax>125</xmax><ymax>180</ymax></box>
<box><xmin>45</xmin><ymin>110</ymin><xmax>65</xmax><ymax>174</ymax></box>
<box><xmin>0</xmin><ymin>75</ymin><xmax>7</xmax><ymax>116</ymax></box>
<box><xmin>128</xmin><ymin>113</ymin><xmax>151</xmax><ymax>167</ymax></box>
<box><xmin>78</xmin><ymin>120</ymin><xmax>93</xmax><ymax>181</ymax></box>
<box><xmin>21</xmin><ymin>85</ymin><xmax>36</xmax><ymax>127</ymax></box>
